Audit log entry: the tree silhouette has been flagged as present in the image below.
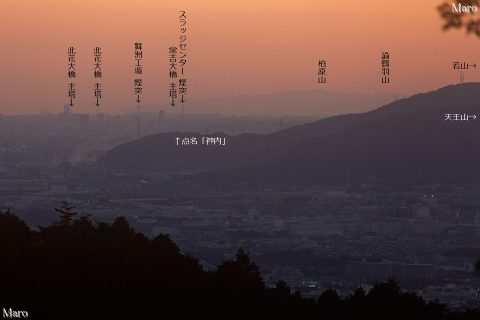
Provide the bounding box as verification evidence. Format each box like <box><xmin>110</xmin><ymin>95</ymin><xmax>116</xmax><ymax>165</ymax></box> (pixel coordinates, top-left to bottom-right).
<box><xmin>0</xmin><ymin>207</ymin><xmax>478</xmax><ymax>319</ymax></box>
<box><xmin>438</xmin><ymin>1</ymin><xmax>480</xmax><ymax>37</ymax></box>
<box><xmin>54</xmin><ymin>200</ymin><xmax>78</xmax><ymax>225</ymax></box>
<box><xmin>213</xmin><ymin>248</ymin><xmax>265</xmax><ymax>293</ymax></box>
<box><xmin>0</xmin><ymin>209</ymin><xmax>32</xmax><ymax>251</ymax></box>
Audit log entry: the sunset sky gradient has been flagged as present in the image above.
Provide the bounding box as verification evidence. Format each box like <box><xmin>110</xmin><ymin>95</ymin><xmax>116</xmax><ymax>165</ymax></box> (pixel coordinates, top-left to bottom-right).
<box><xmin>1</xmin><ymin>0</ymin><xmax>479</xmax><ymax>114</ymax></box>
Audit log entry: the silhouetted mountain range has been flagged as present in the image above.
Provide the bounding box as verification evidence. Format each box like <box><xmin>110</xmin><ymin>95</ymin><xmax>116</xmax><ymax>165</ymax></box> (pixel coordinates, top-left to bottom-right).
<box><xmin>101</xmin><ymin>83</ymin><xmax>480</xmax><ymax>185</ymax></box>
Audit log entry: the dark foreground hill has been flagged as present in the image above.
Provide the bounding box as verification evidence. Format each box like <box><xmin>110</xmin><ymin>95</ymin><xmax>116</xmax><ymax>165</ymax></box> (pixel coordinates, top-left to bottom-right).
<box><xmin>1</xmin><ymin>208</ymin><xmax>479</xmax><ymax>320</ymax></box>
<box><xmin>100</xmin><ymin>83</ymin><xmax>480</xmax><ymax>185</ymax></box>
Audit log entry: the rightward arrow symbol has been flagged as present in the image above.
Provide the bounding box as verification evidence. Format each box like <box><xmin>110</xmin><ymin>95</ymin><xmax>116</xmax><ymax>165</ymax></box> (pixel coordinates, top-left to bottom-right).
<box><xmin>70</xmin><ymin>98</ymin><xmax>73</xmax><ymax>106</ymax></box>
<box><xmin>468</xmin><ymin>64</ymin><xmax>477</xmax><ymax>68</ymax></box>
<box><xmin>171</xmin><ymin>98</ymin><xmax>175</xmax><ymax>107</ymax></box>
<box><xmin>136</xmin><ymin>95</ymin><xmax>141</xmax><ymax>103</ymax></box>
<box><xmin>181</xmin><ymin>95</ymin><xmax>185</xmax><ymax>103</ymax></box>
<box><xmin>96</xmin><ymin>98</ymin><xmax>100</xmax><ymax>107</ymax></box>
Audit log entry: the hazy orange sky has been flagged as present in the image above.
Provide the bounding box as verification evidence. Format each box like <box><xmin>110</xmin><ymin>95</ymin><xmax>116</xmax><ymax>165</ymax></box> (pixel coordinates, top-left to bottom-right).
<box><xmin>1</xmin><ymin>0</ymin><xmax>479</xmax><ymax>114</ymax></box>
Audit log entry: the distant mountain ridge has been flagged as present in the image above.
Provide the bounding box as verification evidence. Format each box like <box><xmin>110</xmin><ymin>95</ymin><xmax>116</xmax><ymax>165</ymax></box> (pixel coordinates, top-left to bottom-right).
<box><xmin>100</xmin><ymin>83</ymin><xmax>480</xmax><ymax>185</ymax></box>
<box><xmin>122</xmin><ymin>89</ymin><xmax>397</xmax><ymax>117</ymax></box>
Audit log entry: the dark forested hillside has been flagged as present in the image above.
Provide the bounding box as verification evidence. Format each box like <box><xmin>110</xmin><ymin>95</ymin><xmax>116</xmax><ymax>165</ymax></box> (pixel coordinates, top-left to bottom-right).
<box><xmin>1</xmin><ymin>208</ymin><xmax>479</xmax><ymax>319</ymax></box>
